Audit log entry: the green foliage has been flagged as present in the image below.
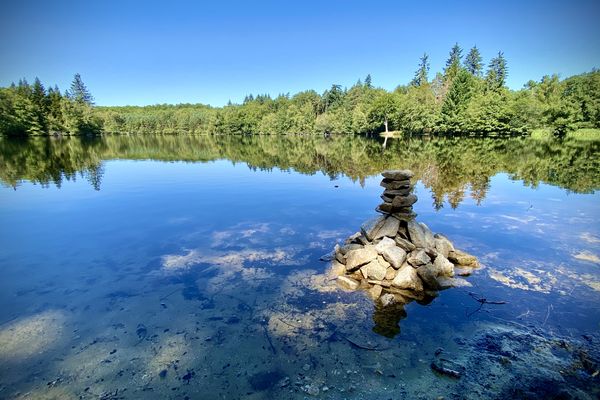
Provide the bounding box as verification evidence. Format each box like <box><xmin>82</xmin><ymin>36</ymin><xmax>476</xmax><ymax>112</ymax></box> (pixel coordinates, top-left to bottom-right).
<box><xmin>464</xmin><ymin>46</ymin><xmax>483</xmax><ymax>76</ymax></box>
<box><xmin>1</xmin><ymin>48</ymin><xmax>599</xmax><ymax>138</ymax></box>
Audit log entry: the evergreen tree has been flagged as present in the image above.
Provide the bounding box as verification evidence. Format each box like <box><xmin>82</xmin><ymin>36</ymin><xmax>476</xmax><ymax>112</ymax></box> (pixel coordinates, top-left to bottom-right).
<box><xmin>486</xmin><ymin>52</ymin><xmax>508</xmax><ymax>91</ymax></box>
<box><xmin>411</xmin><ymin>53</ymin><xmax>430</xmax><ymax>87</ymax></box>
<box><xmin>69</xmin><ymin>73</ymin><xmax>94</xmax><ymax>105</ymax></box>
<box><xmin>444</xmin><ymin>43</ymin><xmax>463</xmax><ymax>82</ymax></box>
<box><xmin>365</xmin><ymin>74</ymin><xmax>373</xmax><ymax>88</ymax></box>
<box><xmin>441</xmin><ymin>69</ymin><xmax>474</xmax><ymax>132</ymax></box>
<box><xmin>464</xmin><ymin>46</ymin><xmax>483</xmax><ymax>76</ymax></box>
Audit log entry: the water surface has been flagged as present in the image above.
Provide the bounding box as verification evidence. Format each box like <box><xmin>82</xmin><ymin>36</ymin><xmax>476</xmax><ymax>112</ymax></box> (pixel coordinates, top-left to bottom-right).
<box><xmin>0</xmin><ymin>135</ymin><xmax>599</xmax><ymax>399</ymax></box>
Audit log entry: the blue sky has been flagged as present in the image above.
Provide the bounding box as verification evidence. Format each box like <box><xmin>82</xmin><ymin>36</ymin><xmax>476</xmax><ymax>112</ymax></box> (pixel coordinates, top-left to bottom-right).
<box><xmin>1</xmin><ymin>0</ymin><xmax>599</xmax><ymax>106</ymax></box>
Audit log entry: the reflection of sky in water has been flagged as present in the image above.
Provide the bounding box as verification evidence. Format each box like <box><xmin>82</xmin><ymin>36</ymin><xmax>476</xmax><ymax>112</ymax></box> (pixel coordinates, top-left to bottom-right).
<box><xmin>0</xmin><ymin>159</ymin><xmax>599</xmax><ymax>398</ymax></box>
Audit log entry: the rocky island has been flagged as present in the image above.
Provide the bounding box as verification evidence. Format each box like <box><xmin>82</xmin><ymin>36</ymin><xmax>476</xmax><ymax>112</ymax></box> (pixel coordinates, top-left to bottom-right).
<box><xmin>331</xmin><ymin>170</ymin><xmax>479</xmax><ymax>308</ymax></box>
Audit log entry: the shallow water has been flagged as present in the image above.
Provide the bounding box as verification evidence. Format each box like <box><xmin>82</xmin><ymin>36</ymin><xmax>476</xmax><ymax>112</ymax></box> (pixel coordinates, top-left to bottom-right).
<box><xmin>0</xmin><ymin>134</ymin><xmax>599</xmax><ymax>399</ymax></box>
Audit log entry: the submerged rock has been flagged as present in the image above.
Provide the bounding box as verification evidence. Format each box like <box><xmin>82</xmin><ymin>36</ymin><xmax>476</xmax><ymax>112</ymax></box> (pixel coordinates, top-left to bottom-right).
<box><xmin>337</xmin><ymin>276</ymin><xmax>360</xmax><ymax>290</ymax></box>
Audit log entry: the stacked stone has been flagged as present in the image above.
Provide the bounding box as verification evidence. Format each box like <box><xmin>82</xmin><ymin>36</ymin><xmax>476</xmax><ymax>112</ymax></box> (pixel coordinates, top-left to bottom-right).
<box><xmin>330</xmin><ymin>169</ymin><xmax>479</xmax><ymax>307</ymax></box>
<box><xmin>376</xmin><ymin>169</ymin><xmax>418</xmax><ymax>221</ymax></box>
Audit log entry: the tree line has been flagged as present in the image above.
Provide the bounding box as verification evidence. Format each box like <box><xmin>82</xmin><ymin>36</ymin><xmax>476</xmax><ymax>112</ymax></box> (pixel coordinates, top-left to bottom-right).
<box><xmin>1</xmin><ymin>44</ymin><xmax>599</xmax><ymax>136</ymax></box>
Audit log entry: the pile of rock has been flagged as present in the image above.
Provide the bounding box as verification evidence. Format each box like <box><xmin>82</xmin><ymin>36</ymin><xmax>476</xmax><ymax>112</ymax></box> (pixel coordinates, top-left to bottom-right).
<box><xmin>331</xmin><ymin>170</ymin><xmax>479</xmax><ymax>306</ymax></box>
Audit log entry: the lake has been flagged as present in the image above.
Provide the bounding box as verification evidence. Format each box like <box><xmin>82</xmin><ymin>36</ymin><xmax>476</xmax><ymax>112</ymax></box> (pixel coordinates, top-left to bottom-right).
<box><xmin>0</xmin><ymin>134</ymin><xmax>599</xmax><ymax>399</ymax></box>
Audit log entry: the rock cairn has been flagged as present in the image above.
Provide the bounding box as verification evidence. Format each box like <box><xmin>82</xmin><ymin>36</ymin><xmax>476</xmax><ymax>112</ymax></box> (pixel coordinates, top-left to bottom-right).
<box><xmin>331</xmin><ymin>169</ymin><xmax>479</xmax><ymax>306</ymax></box>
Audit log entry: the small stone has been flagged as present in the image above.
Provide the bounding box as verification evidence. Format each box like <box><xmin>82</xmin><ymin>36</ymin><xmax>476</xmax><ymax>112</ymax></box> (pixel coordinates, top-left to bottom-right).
<box><xmin>433</xmin><ymin>255</ymin><xmax>454</xmax><ymax>277</ymax></box>
<box><xmin>382</xmin><ymin>169</ymin><xmax>414</xmax><ymax>180</ymax></box>
<box><xmin>374</xmin><ymin>217</ymin><xmax>400</xmax><ymax>239</ymax></box>
<box><xmin>377</xmin><ymin>255</ymin><xmax>391</xmax><ymax>269</ymax></box>
<box><xmin>391</xmin><ymin>211</ymin><xmax>417</xmax><ymax>221</ymax></box>
<box><xmin>392</xmin><ymin>194</ymin><xmax>418</xmax><ymax>208</ymax></box>
<box><xmin>376</xmin><ymin>202</ymin><xmax>394</xmax><ymax>213</ymax></box>
<box><xmin>375</xmin><ymin>237</ymin><xmax>396</xmax><ymax>252</ymax></box>
<box><xmin>345</xmin><ymin>245</ymin><xmax>378</xmax><ymax>271</ymax></box>
<box><xmin>337</xmin><ymin>276</ymin><xmax>360</xmax><ymax>290</ymax></box>
<box><xmin>391</xmin><ymin>263</ymin><xmax>424</xmax><ymax>291</ymax></box>
<box><xmin>361</xmin><ymin>216</ymin><xmax>386</xmax><ymax>241</ymax></box>
<box><xmin>380</xmin><ymin>245</ymin><xmax>407</xmax><ymax>269</ymax></box>
<box><xmin>395</xmin><ymin>236</ymin><xmax>416</xmax><ymax>252</ymax></box>
<box><xmin>407</xmin><ymin>249</ymin><xmax>430</xmax><ymax>267</ymax></box>
<box><xmin>363</xmin><ymin>259</ymin><xmax>387</xmax><ymax>280</ymax></box>
<box><xmin>302</xmin><ymin>363</ymin><xmax>311</xmax><ymax>371</ymax></box>
<box><xmin>345</xmin><ymin>232</ymin><xmax>361</xmax><ymax>244</ymax></box>
<box><xmin>159</xmin><ymin>369</ymin><xmax>167</xmax><ymax>378</ymax></box>
<box><xmin>385</xmin><ymin>267</ymin><xmax>397</xmax><ymax>280</ymax></box>
<box><xmin>379</xmin><ymin>293</ymin><xmax>397</xmax><ymax>307</ymax></box>
<box><xmin>381</xmin><ymin>194</ymin><xmax>394</xmax><ymax>202</ymax></box>
<box><xmin>437</xmin><ymin>276</ymin><xmax>472</xmax><ymax>289</ymax></box>
<box><xmin>368</xmin><ymin>285</ymin><xmax>383</xmax><ymax>300</ymax></box>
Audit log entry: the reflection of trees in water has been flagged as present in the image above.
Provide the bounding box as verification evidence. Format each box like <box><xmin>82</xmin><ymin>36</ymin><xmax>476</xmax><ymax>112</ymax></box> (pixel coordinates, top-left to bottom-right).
<box><xmin>0</xmin><ymin>135</ymin><xmax>598</xmax><ymax>204</ymax></box>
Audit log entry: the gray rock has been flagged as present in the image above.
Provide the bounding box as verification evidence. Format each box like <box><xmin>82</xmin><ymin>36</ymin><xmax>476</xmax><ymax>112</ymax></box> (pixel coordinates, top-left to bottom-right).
<box><xmin>392</xmin><ymin>194</ymin><xmax>418</xmax><ymax>208</ymax></box>
<box><xmin>339</xmin><ymin>243</ymin><xmax>363</xmax><ymax>255</ymax></box>
<box><xmin>433</xmin><ymin>255</ymin><xmax>454</xmax><ymax>277</ymax></box>
<box><xmin>395</xmin><ymin>236</ymin><xmax>416</xmax><ymax>252</ymax></box>
<box><xmin>363</xmin><ymin>259</ymin><xmax>388</xmax><ymax>280</ymax></box>
<box><xmin>374</xmin><ymin>217</ymin><xmax>400</xmax><ymax>239</ymax></box>
<box><xmin>328</xmin><ymin>260</ymin><xmax>346</xmax><ymax>277</ymax></box>
<box><xmin>376</xmin><ymin>202</ymin><xmax>394</xmax><ymax>214</ymax></box>
<box><xmin>391</xmin><ymin>211</ymin><xmax>417</xmax><ymax>221</ymax></box>
<box><xmin>391</xmin><ymin>263</ymin><xmax>424</xmax><ymax>291</ymax></box>
<box><xmin>368</xmin><ymin>279</ymin><xmax>391</xmax><ymax>287</ymax></box>
<box><xmin>377</xmin><ymin>255</ymin><xmax>391</xmax><ymax>269</ymax></box>
<box><xmin>360</xmin><ymin>216</ymin><xmax>385</xmax><ymax>241</ymax></box>
<box><xmin>416</xmin><ymin>264</ymin><xmax>440</xmax><ymax>290</ymax></box>
<box><xmin>382</xmin><ymin>169</ymin><xmax>414</xmax><ymax>180</ymax></box>
<box><xmin>380</xmin><ymin>194</ymin><xmax>394</xmax><ymax>202</ymax></box>
<box><xmin>380</xmin><ymin>245</ymin><xmax>407</xmax><ymax>269</ymax></box>
<box><xmin>385</xmin><ymin>267</ymin><xmax>397</xmax><ymax>280</ymax></box>
<box><xmin>434</xmin><ymin>234</ymin><xmax>454</xmax><ymax>258</ymax></box>
<box><xmin>337</xmin><ymin>276</ymin><xmax>360</xmax><ymax>290</ymax></box>
<box><xmin>407</xmin><ymin>220</ymin><xmax>427</xmax><ymax>248</ymax></box>
<box><xmin>375</xmin><ymin>237</ymin><xmax>396</xmax><ymax>253</ymax></box>
<box><xmin>345</xmin><ymin>245</ymin><xmax>378</xmax><ymax>271</ymax></box>
<box><xmin>419</xmin><ymin>222</ymin><xmax>436</xmax><ymax>248</ymax></box>
<box><xmin>407</xmin><ymin>249</ymin><xmax>430</xmax><ymax>266</ymax></box>
<box><xmin>345</xmin><ymin>232</ymin><xmax>361</xmax><ymax>244</ymax></box>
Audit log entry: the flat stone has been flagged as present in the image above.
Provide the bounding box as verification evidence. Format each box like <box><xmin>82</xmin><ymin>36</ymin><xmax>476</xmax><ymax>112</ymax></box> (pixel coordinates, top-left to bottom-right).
<box><xmin>416</xmin><ymin>264</ymin><xmax>440</xmax><ymax>290</ymax></box>
<box><xmin>448</xmin><ymin>249</ymin><xmax>479</xmax><ymax>267</ymax></box>
<box><xmin>374</xmin><ymin>217</ymin><xmax>400</xmax><ymax>239</ymax></box>
<box><xmin>337</xmin><ymin>276</ymin><xmax>360</xmax><ymax>290</ymax></box>
<box><xmin>377</xmin><ymin>255</ymin><xmax>391</xmax><ymax>269</ymax></box>
<box><xmin>345</xmin><ymin>232</ymin><xmax>361</xmax><ymax>244</ymax></box>
<box><xmin>360</xmin><ymin>216</ymin><xmax>386</xmax><ymax>241</ymax></box>
<box><xmin>380</xmin><ymin>194</ymin><xmax>394</xmax><ymax>202</ymax></box>
<box><xmin>433</xmin><ymin>255</ymin><xmax>454</xmax><ymax>277</ymax></box>
<box><xmin>392</xmin><ymin>194</ymin><xmax>418</xmax><ymax>208</ymax></box>
<box><xmin>380</xmin><ymin>178</ymin><xmax>411</xmax><ymax>190</ymax></box>
<box><xmin>368</xmin><ymin>279</ymin><xmax>392</xmax><ymax>288</ymax></box>
<box><xmin>345</xmin><ymin>245</ymin><xmax>378</xmax><ymax>271</ymax></box>
<box><xmin>420</xmin><ymin>223</ymin><xmax>436</xmax><ymax>248</ymax></box>
<box><xmin>434</xmin><ymin>234</ymin><xmax>454</xmax><ymax>258</ymax></box>
<box><xmin>363</xmin><ymin>258</ymin><xmax>388</xmax><ymax>280</ymax></box>
<box><xmin>407</xmin><ymin>249</ymin><xmax>430</xmax><ymax>267</ymax></box>
<box><xmin>395</xmin><ymin>236</ymin><xmax>416</xmax><ymax>252</ymax></box>
<box><xmin>382</xmin><ymin>170</ymin><xmax>414</xmax><ymax>180</ymax></box>
<box><xmin>391</xmin><ymin>263</ymin><xmax>423</xmax><ymax>291</ymax></box>
<box><xmin>376</xmin><ymin>202</ymin><xmax>394</xmax><ymax>213</ymax></box>
<box><xmin>380</xmin><ymin>245</ymin><xmax>407</xmax><ymax>269</ymax></box>
<box><xmin>391</xmin><ymin>211</ymin><xmax>417</xmax><ymax>221</ymax></box>
<box><xmin>383</xmin><ymin>187</ymin><xmax>412</xmax><ymax>197</ymax></box>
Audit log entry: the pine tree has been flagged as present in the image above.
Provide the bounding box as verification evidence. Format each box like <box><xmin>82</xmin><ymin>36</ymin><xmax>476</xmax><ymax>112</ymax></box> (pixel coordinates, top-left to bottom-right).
<box><xmin>444</xmin><ymin>43</ymin><xmax>463</xmax><ymax>82</ymax></box>
<box><xmin>486</xmin><ymin>52</ymin><xmax>508</xmax><ymax>90</ymax></box>
<box><xmin>365</xmin><ymin>74</ymin><xmax>372</xmax><ymax>88</ymax></box>
<box><xmin>464</xmin><ymin>46</ymin><xmax>483</xmax><ymax>76</ymax></box>
<box><xmin>69</xmin><ymin>73</ymin><xmax>94</xmax><ymax>105</ymax></box>
<box><xmin>441</xmin><ymin>69</ymin><xmax>474</xmax><ymax>132</ymax></box>
<box><xmin>411</xmin><ymin>53</ymin><xmax>430</xmax><ymax>87</ymax></box>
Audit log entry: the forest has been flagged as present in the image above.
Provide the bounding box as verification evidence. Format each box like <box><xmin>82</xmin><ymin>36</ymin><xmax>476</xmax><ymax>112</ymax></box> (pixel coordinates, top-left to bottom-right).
<box><xmin>1</xmin><ymin>44</ymin><xmax>599</xmax><ymax>137</ymax></box>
